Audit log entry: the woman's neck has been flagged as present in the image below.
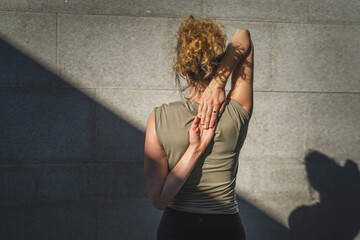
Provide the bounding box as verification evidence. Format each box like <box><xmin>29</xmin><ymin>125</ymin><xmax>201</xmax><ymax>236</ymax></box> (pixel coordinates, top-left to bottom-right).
<box><xmin>187</xmin><ymin>78</ymin><xmax>209</xmax><ymax>103</ymax></box>
<box><xmin>188</xmin><ymin>86</ymin><xmax>205</xmax><ymax>103</ymax></box>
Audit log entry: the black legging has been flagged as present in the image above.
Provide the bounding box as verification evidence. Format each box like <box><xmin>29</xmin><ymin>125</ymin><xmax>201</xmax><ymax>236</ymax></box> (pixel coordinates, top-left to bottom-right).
<box><xmin>157</xmin><ymin>207</ymin><xmax>246</xmax><ymax>240</ymax></box>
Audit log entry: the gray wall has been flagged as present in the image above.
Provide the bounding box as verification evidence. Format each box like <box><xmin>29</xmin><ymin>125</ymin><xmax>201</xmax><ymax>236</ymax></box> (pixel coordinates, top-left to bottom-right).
<box><xmin>0</xmin><ymin>1</ymin><xmax>359</xmax><ymax>239</ymax></box>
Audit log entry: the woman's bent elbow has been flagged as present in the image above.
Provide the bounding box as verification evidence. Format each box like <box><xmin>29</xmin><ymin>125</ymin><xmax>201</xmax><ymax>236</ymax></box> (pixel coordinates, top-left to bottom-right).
<box><xmin>236</xmin><ymin>28</ymin><xmax>249</xmax><ymax>34</ymax></box>
<box><xmin>151</xmin><ymin>198</ymin><xmax>166</xmax><ymax>210</ymax></box>
<box><xmin>155</xmin><ymin>204</ymin><xmax>166</xmax><ymax>211</ymax></box>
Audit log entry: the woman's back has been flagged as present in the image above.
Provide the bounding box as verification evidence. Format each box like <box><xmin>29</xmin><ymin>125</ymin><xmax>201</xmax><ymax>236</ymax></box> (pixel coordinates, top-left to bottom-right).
<box><xmin>153</xmin><ymin>97</ymin><xmax>250</xmax><ymax>214</ymax></box>
<box><xmin>145</xmin><ymin>15</ymin><xmax>253</xmax><ymax>239</ymax></box>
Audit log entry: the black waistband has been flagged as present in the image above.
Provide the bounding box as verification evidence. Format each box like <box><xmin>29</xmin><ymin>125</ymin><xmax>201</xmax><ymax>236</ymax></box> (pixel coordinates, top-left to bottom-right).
<box><xmin>164</xmin><ymin>207</ymin><xmax>242</xmax><ymax>223</ymax></box>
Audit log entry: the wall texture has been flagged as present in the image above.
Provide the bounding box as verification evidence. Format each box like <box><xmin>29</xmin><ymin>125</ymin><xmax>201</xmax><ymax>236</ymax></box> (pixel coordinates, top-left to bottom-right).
<box><xmin>0</xmin><ymin>1</ymin><xmax>359</xmax><ymax>239</ymax></box>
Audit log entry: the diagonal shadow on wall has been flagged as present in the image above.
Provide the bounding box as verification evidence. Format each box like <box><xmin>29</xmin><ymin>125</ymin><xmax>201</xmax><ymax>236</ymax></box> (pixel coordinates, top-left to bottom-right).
<box><xmin>1</xmin><ymin>38</ymin><xmax>359</xmax><ymax>240</ymax></box>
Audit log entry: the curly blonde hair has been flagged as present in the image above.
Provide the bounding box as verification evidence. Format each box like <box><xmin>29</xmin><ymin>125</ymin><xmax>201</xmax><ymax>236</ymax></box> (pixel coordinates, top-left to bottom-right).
<box><xmin>172</xmin><ymin>15</ymin><xmax>227</xmax><ymax>94</ymax></box>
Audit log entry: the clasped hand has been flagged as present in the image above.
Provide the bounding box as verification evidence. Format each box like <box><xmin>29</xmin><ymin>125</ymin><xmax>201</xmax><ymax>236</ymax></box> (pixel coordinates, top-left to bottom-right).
<box><xmin>189</xmin><ymin>115</ymin><xmax>215</xmax><ymax>152</ymax></box>
<box><xmin>198</xmin><ymin>81</ymin><xmax>226</xmax><ymax>129</ymax></box>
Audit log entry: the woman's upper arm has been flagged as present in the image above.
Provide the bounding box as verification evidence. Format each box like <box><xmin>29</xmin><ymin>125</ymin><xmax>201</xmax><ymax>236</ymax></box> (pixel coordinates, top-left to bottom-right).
<box><xmin>144</xmin><ymin>110</ymin><xmax>168</xmax><ymax>209</ymax></box>
<box><xmin>230</xmin><ymin>28</ymin><xmax>250</xmax><ymax>54</ymax></box>
<box><xmin>228</xmin><ymin>38</ymin><xmax>254</xmax><ymax>117</ymax></box>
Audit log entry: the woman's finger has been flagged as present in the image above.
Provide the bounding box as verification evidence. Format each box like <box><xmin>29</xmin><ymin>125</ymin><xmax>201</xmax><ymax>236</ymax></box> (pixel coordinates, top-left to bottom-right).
<box><xmin>204</xmin><ymin>103</ymin><xmax>213</xmax><ymax>129</ymax></box>
<box><xmin>198</xmin><ymin>99</ymin><xmax>204</xmax><ymax>117</ymax></box>
<box><xmin>194</xmin><ymin>115</ymin><xmax>201</xmax><ymax>125</ymax></box>
<box><xmin>209</xmin><ymin>101</ymin><xmax>220</xmax><ymax>128</ymax></box>
<box><xmin>201</xmin><ymin>104</ymin><xmax>207</xmax><ymax>125</ymax></box>
<box><xmin>218</xmin><ymin>101</ymin><xmax>226</xmax><ymax>117</ymax></box>
<box><xmin>209</xmin><ymin>112</ymin><xmax>217</xmax><ymax>129</ymax></box>
<box><xmin>191</xmin><ymin>115</ymin><xmax>201</xmax><ymax>130</ymax></box>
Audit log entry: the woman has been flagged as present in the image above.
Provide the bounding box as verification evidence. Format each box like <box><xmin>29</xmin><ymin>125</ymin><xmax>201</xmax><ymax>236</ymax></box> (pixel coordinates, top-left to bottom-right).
<box><xmin>144</xmin><ymin>15</ymin><xmax>254</xmax><ymax>240</ymax></box>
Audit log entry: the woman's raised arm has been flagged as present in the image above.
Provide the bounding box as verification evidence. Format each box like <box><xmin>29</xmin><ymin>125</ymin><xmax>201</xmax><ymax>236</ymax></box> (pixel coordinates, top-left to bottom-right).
<box><xmin>198</xmin><ymin>28</ymin><xmax>251</xmax><ymax>129</ymax></box>
<box><xmin>228</xmin><ymin>37</ymin><xmax>254</xmax><ymax>117</ymax></box>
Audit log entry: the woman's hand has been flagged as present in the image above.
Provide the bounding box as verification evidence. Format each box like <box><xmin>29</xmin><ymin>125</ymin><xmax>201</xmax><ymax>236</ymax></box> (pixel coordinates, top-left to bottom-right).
<box><xmin>198</xmin><ymin>81</ymin><xmax>226</xmax><ymax>129</ymax></box>
<box><xmin>189</xmin><ymin>115</ymin><xmax>215</xmax><ymax>152</ymax></box>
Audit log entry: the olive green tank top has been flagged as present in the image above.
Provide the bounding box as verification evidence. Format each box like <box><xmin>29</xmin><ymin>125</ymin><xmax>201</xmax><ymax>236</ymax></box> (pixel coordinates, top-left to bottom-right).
<box><xmin>153</xmin><ymin>97</ymin><xmax>250</xmax><ymax>214</ymax></box>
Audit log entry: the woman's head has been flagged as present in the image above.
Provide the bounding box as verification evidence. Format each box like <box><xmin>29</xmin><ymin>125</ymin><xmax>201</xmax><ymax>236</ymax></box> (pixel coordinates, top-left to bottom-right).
<box><xmin>172</xmin><ymin>15</ymin><xmax>227</xmax><ymax>94</ymax></box>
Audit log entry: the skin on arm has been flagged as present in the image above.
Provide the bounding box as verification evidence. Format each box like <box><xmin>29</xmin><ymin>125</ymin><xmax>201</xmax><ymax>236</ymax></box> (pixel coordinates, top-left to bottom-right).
<box><xmin>198</xmin><ymin>28</ymin><xmax>251</xmax><ymax>129</ymax></box>
<box><xmin>144</xmin><ymin>112</ymin><xmax>215</xmax><ymax>210</ymax></box>
<box><xmin>228</xmin><ymin>37</ymin><xmax>254</xmax><ymax>117</ymax></box>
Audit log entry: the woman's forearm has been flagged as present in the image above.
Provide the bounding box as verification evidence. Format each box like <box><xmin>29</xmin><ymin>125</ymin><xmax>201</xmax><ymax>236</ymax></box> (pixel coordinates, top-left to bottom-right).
<box><xmin>156</xmin><ymin>145</ymin><xmax>203</xmax><ymax>210</ymax></box>
<box><xmin>211</xmin><ymin>29</ymin><xmax>251</xmax><ymax>88</ymax></box>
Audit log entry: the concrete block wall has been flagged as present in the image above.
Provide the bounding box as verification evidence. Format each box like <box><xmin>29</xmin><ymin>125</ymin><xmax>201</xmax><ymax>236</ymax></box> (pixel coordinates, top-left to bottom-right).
<box><xmin>0</xmin><ymin>1</ymin><xmax>359</xmax><ymax>239</ymax></box>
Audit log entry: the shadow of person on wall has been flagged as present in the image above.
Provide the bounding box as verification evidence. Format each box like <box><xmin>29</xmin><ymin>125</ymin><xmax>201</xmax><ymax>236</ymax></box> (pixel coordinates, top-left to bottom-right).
<box><xmin>288</xmin><ymin>150</ymin><xmax>360</xmax><ymax>240</ymax></box>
